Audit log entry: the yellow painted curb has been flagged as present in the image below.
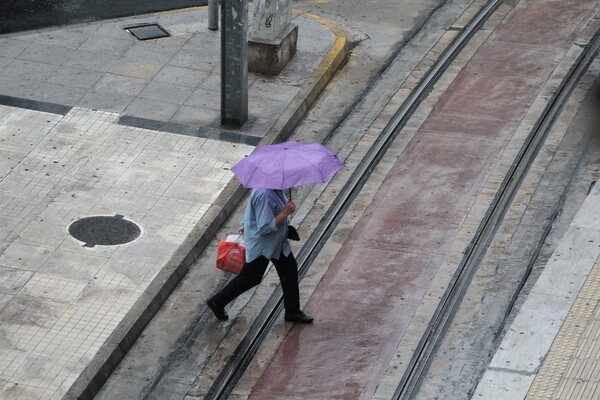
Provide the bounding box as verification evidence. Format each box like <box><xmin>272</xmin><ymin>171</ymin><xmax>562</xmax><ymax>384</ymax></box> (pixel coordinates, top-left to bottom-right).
<box><xmin>150</xmin><ymin>5</ymin><xmax>350</xmax><ymax>140</ymax></box>
<box><xmin>294</xmin><ymin>11</ymin><xmax>348</xmax><ymax>92</ymax></box>
<box><xmin>251</xmin><ymin>9</ymin><xmax>349</xmax><ymax>144</ymax></box>
<box><xmin>153</xmin><ymin>6</ymin><xmax>349</xmax><ymax>101</ymax></box>
<box><xmin>261</xmin><ymin>10</ymin><xmax>348</xmax><ymax>140</ymax></box>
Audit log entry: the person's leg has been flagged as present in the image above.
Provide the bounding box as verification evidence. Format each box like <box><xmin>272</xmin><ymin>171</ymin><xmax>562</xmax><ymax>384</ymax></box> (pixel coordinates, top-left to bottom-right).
<box><xmin>271</xmin><ymin>252</ymin><xmax>312</xmax><ymax>323</ymax></box>
<box><xmin>271</xmin><ymin>252</ymin><xmax>300</xmax><ymax>313</ymax></box>
<box><xmin>209</xmin><ymin>256</ymin><xmax>269</xmax><ymax>319</ymax></box>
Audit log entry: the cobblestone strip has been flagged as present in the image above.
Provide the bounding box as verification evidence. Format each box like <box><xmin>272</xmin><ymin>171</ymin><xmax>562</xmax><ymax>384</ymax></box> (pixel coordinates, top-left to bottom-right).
<box><xmin>526</xmin><ymin>260</ymin><xmax>600</xmax><ymax>399</ymax></box>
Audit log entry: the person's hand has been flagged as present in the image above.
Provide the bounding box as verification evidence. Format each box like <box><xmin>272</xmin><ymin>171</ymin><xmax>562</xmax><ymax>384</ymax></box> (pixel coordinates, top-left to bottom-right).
<box><xmin>283</xmin><ymin>200</ymin><xmax>296</xmax><ymax>217</ymax></box>
<box><xmin>238</xmin><ymin>226</ymin><xmax>244</xmax><ymax>235</ymax></box>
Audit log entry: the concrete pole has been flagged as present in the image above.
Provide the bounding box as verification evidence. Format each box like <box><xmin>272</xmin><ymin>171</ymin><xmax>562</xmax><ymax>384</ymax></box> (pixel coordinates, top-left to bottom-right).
<box><xmin>221</xmin><ymin>0</ymin><xmax>248</xmax><ymax>126</ymax></box>
<box><xmin>208</xmin><ymin>0</ymin><xmax>218</xmax><ymax>31</ymax></box>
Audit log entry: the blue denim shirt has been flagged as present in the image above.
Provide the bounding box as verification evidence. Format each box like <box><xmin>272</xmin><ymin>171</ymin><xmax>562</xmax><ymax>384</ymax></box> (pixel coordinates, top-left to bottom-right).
<box><xmin>243</xmin><ymin>188</ymin><xmax>291</xmax><ymax>262</ymax></box>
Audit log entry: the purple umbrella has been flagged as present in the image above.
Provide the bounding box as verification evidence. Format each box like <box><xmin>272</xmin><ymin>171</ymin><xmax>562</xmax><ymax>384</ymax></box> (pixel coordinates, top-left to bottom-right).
<box><xmin>231</xmin><ymin>141</ymin><xmax>344</xmax><ymax>190</ymax></box>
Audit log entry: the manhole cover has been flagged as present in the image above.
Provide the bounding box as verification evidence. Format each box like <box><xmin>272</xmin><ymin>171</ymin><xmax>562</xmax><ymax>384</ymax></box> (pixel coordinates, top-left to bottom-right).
<box><xmin>125</xmin><ymin>23</ymin><xmax>170</xmax><ymax>40</ymax></box>
<box><xmin>68</xmin><ymin>215</ymin><xmax>141</xmax><ymax>247</ymax></box>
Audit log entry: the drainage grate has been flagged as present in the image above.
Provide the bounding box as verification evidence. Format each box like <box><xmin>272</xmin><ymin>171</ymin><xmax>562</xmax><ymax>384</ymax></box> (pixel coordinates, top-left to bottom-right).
<box><xmin>125</xmin><ymin>23</ymin><xmax>170</xmax><ymax>40</ymax></box>
<box><xmin>68</xmin><ymin>215</ymin><xmax>141</xmax><ymax>247</ymax></box>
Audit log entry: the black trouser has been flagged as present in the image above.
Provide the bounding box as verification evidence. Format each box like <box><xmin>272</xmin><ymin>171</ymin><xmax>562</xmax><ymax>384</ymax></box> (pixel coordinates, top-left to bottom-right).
<box><xmin>212</xmin><ymin>251</ymin><xmax>301</xmax><ymax>314</ymax></box>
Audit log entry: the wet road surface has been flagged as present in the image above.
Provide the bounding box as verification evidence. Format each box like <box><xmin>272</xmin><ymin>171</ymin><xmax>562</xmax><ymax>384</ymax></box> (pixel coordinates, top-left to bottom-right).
<box><xmin>247</xmin><ymin>0</ymin><xmax>600</xmax><ymax>398</ymax></box>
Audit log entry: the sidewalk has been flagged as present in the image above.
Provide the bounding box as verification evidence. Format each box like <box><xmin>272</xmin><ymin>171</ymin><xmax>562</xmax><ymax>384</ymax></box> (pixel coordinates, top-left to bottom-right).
<box><xmin>0</xmin><ymin>8</ymin><xmax>347</xmax><ymax>399</ymax></box>
<box><xmin>474</xmin><ymin>181</ymin><xmax>600</xmax><ymax>399</ymax></box>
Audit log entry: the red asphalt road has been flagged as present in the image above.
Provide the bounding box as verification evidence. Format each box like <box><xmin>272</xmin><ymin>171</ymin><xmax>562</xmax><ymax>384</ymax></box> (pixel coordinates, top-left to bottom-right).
<box><xmin>249</xmin><ymin>1</ymin><xmax>600</xmax><ymax>398</ymax></box>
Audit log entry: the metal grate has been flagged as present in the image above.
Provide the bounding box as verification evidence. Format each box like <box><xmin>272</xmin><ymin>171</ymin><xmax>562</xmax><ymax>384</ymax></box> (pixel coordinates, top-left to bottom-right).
<box><xmin>68</xmin><ymin>215</ymin><xmax>141</xmax><ymax>247</ymax></box>
<box><xmin>125</xmin><ymin>23</ymin><xmax>170</xmax><ymax>40</ymax></box>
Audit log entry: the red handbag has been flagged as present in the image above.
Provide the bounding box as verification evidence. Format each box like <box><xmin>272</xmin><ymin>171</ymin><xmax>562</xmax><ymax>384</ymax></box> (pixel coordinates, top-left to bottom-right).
<box><xmin>216</xmin><ymin>235</ymin><xmax>246</xmax><ymax>274</ymax></box>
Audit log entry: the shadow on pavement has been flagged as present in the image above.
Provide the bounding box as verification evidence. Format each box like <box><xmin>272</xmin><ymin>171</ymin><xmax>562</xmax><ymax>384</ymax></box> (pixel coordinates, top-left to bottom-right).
<box><xmin>0</xmin><ymin>0</ymin><xmax>207</xmax><ymax>34</ymax></box>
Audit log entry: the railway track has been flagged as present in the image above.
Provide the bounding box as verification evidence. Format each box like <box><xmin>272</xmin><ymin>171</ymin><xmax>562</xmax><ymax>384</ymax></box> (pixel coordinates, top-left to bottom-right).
<box><xmin>394</xmin><ymin>19</ymin><xmax>600</xmax><ymax>400</ymax></box>
<box><xmin>204</xmin><ymin>1</ymin><xmax>505</xmax><ymax>398</ymax></box>
<box><xmin>142</xmin><ymin>2</ymin><xmax>600</xmax><ymax>399</ymax></box>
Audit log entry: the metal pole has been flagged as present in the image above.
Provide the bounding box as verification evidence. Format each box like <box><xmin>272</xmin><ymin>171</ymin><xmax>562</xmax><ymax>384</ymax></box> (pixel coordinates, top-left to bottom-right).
<box><xmin>208</xmin><ymin>0</ymin><xmax>218</xmax><ymax>31</ymax></box>
<box><xmin>221</xmin><ymin>0</ymin><xmax>248</xmax><ymax>126</ymax></box>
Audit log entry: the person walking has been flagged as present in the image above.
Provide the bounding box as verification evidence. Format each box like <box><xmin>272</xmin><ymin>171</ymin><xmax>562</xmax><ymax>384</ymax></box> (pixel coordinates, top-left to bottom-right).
<box><xmin>207</xmin><ymin>188</ymin><xmax>313</xmax><ymax>323</ymax></box>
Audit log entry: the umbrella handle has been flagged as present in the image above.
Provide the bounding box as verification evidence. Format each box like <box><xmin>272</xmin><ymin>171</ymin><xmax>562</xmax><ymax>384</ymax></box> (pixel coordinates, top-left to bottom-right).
<box><xmin>288</xmin><ymin>188</ymin><xmax>292</xmax><ymax>200</ymax></box>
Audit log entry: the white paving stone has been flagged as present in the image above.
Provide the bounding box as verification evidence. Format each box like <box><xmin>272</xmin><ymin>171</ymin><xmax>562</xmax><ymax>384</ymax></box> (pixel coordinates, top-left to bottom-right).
<box><xmin>473</xmin><ymin>369</ymin><xmax>534</xmax><ymax>400</ymax></box>
<box><xmin>0</xmin><ymin>105</ymin><xmax>253</xmax><ymax>397</ymax></box>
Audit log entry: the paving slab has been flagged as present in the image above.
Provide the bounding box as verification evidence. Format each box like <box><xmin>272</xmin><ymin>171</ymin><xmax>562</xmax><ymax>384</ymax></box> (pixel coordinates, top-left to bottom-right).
<box><xmin>0</xmin><ymin>8</ymin><xmax>336</xmax><ymax>139</ymax></box>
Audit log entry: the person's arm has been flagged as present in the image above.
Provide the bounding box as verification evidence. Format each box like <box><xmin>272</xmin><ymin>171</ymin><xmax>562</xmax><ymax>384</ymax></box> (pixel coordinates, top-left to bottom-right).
<box><xmin>254</xmin><ymin>191</ymin><xmax>296</xmax><ymax>234</ymax></box>
<box><xmin>274</xmin><ymin>200</ymin><xmax>296</xmax><ymax>228</ymax></box>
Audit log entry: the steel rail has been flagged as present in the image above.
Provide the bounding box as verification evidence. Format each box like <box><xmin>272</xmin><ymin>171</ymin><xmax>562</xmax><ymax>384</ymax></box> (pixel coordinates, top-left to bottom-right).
<box><xmin>394</xmin><ymin>24</ymin><xmax>600</xmax><ymax>400</ymax></box>
<box><xmin>204</xmin><ymin>0</ymin><xmax>503</xmax><ymax>398</ymax></box>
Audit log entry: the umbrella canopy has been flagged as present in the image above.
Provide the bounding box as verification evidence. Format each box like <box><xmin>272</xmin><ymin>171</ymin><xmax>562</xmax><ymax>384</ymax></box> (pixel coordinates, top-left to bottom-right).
<box><xmin>231</xmin><ymin>141</ymin><xmax>344</xmax><ymax>190</ymax></box>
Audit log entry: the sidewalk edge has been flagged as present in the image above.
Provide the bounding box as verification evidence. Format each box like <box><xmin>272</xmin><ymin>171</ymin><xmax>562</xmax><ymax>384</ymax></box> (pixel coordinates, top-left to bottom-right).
<box><xmin>64</xmin><ymin>13</ymin><xmax>348</xmax><ymax>400</ymax></box>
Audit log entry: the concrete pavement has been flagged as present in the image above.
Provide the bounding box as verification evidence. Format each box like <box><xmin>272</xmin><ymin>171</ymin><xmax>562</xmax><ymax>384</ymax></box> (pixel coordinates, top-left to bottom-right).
<box><xmin>474</xmin><ymin>159</ymin><xmax>600</xmax><ymax>399</ymax></box>
<box><xmin>0</xmin><ymin>7</ymin><xmax>347</xmax><ymax>399</ymax></box>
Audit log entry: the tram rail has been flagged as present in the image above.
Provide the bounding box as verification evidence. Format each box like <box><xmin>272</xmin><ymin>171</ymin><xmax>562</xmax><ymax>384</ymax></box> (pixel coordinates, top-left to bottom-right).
<box><xmin>140</xmin><ymin>2</ymin><xmax>600</xmax><ymax>399</ymax></box>
<box><xmin>205</xmin><ymin>0</ymin><xmax>504</xmax><ymax>398</ymax></box>
<box><xmin>394</xmin><ymin>20</ymin><xmax>600</xmax><ymax>400</ymax></box>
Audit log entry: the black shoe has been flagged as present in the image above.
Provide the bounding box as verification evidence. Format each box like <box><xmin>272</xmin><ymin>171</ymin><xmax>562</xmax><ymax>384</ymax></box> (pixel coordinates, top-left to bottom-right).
<box><xmin>284</xmin><ymin>311</ymin><xmax>313</xmax><ymax>323</ymax></box>
<box><xmin>207</xmin><ymin>298</ymin><xmax>228</xmax><ymax>321</ymax></box>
